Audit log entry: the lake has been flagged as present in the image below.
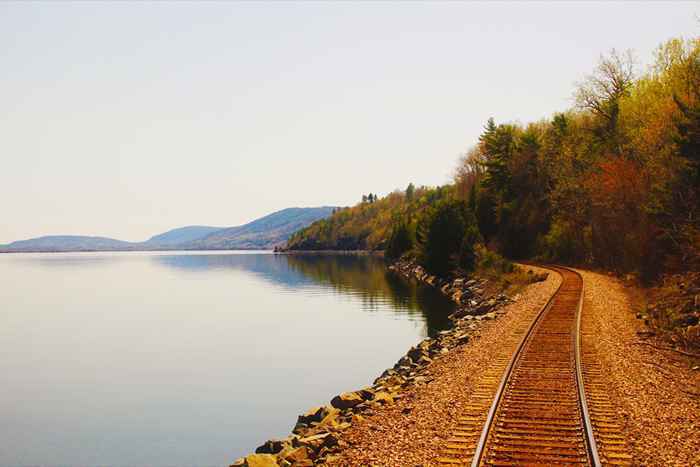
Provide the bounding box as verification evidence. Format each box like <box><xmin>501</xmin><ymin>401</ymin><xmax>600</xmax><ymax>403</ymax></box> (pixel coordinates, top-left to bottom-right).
<box><xmin>0</xmin><ymin>251</ymin><xmax>454</xmax><ymax>467</ymax></box>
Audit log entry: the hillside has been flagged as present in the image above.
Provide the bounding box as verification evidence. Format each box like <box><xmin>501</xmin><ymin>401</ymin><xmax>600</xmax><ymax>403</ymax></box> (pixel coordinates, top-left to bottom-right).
<box><xmin>145</xmin><ymin>225</ymin><xmax>223</xmax><ymax>246</ymax></box>
<box><xmin>0</xmin><ymin>207</ymin><xmax>336</xmax><ymax>252</ymax></box>
<box><xmin>0</xmin><ymin>235</ymin><xmax>135</xmax><ymax>252</ymax></box>
<box><xmin>184</xmin><ymin>207</ymin><xmax>336</xmax><ymax>249</ymax></box>
<box><xmin>286</xmin><ymin>187</ymin><xmax>448</xmax><ymax>251</ymax></box>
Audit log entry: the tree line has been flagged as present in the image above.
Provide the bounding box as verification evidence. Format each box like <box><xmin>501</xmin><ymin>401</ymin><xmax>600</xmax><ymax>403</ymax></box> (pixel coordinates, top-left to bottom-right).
<box><xmin>288</xmin><ymin>36</ymin><xmax>700</xmax><ymax>282</ymax></box>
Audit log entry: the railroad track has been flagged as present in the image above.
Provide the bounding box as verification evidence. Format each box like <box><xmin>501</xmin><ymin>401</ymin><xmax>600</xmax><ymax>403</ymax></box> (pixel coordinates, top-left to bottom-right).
<box><xmin>438</xmin><ymin>266</ymin><xmax>631</xmax><ymax>466</ymax></box>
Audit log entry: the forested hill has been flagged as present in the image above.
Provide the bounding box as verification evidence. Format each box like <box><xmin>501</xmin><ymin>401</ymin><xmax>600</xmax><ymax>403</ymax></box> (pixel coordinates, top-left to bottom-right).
<box><xmin>287</xmin><ymin>36</ymin><xmax>700</xmax><ymax>282</ymax></box>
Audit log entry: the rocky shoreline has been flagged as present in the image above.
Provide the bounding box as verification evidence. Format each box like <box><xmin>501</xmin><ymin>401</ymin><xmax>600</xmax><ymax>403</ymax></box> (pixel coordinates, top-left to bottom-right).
<box><xmin>231</xmin><ymin>259</ymin><xmax>546</xmax><ymax>467</ymax></box>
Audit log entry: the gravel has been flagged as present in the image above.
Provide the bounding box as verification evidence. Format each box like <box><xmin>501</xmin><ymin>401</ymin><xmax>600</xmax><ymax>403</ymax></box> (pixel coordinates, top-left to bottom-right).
<box><xmin>325</xmin><ymin>266</ymin><xmax>561</xmax><ymax>466</ymax></box>
<box><xmin>577</xmin><ymin>269</ymin><xmax>700</xmax><ymax>466</ymax></box>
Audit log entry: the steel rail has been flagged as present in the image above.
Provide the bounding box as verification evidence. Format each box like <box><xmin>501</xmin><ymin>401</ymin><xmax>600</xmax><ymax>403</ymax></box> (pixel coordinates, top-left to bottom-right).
<box><xmin>469</xmin><ymin>265</ymin><xmax>601</xmax><ymax>467</ymax></box>
<box><xmin>469</xmin><ymin>265</ymin><xmax>563</xmax><ymax>467</ymax></box>
<box><xmin>573</xmin><ymin>267</ymin><xmax>602</xmax><ymax>467</ymax></box>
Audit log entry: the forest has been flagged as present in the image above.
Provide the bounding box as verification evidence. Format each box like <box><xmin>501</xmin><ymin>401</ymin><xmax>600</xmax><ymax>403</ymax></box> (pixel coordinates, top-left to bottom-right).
<box><xmin>286</xmin><ymin>36</ymin><xmax>700</xmax><ymax>283</ymax></box>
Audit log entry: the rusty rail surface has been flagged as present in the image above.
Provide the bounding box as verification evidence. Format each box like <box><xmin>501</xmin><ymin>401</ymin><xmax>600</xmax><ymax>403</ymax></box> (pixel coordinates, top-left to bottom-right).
<box><xmin>438</xmin><ymin>266</ymin><xmax>631</xmax><ymax>466</ymax></box>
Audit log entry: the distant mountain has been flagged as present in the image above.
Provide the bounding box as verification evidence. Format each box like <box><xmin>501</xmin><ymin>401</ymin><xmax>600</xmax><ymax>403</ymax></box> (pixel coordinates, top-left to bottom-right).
<box><xmin>184</xmin><ymin>207</ymin><xmax>337</xmax><ymax>250</ymax></box>
<box><xmin>144</xmin><ymin>225</ymin><xmax>223</xmax><ymax>246</ymax></box>
<box><xmin>0</xmin><ymin>235</ymin><xmax>134</xmax><ymax>252</ymax></box>
<box><xmin>0</xmin><ymin>207</ymin><xmax>336</xmax><ymax>253</ymax></box>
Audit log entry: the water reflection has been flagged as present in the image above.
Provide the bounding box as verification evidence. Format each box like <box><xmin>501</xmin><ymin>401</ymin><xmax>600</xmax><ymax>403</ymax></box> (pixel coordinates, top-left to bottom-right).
<box><xmin>152</xmin><ymin>252</ymin><xmax>455</xmax><ymax>336</ymax></box>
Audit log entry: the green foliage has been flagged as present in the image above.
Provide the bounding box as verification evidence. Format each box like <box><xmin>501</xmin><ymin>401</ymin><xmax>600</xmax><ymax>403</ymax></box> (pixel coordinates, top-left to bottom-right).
<box><xmin>386</xmin><ymin>221</ymin><xmax>413</xmax><ymax>260</ymax></box>
<box><xmin>405</xmin><ymin>183</ymin><xmax>415</xmax><ymax>201</ymax></box>
<box><xmin>289</xmin><ymin>36</ymin><xmax>700</xmax><ymax>279</ymax></box>
<box><xmin>415</xmin><ymin>200</ymin><xmax>480</xmax><ymax>276</ymax></box>
<box><xmin>286</xmin><ymin>186</ymin><xmax>449</xmax><ymax>252</ymax></box>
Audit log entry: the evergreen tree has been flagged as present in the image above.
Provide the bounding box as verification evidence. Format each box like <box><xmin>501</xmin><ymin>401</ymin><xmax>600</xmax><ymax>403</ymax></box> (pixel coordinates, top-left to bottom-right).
<box><xmin>405</xmin><ymin>183</ymin><xmax>415</xmax><ymax>201</ymax></box>
<box><xmin>416</xmin><ymin>200</ymin><xmax>469</xmax><ymax>276</ymax></box>
<box><xmin>386</xmin><ymin>221</ymin><xmax>413</xmax><ymax>259</ymax></box>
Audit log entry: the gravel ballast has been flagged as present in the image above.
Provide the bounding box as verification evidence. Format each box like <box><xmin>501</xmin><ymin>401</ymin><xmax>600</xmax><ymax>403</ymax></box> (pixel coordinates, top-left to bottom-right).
<box><xmin>325</xmin><ymin>266</ymin><xmax>561</xmax><ymax>466</ymax></box>
<box><xmin>577</xmin><ymin>269</ymin><xmax>700</xmax><ymax>466</ymax></box>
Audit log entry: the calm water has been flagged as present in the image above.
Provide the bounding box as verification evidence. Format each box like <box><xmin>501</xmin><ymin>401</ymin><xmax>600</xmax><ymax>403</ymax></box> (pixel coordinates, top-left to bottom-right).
<box><xmin>0</xmin><ymin>251</ymin><xmax>454</xmax><ymax>467</ymax></box>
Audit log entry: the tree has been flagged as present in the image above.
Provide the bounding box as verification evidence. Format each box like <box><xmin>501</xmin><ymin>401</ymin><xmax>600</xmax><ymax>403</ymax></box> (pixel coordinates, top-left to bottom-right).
<box><xmin>416</xmin><ymin>200</ymin><xmax>469</xmax><ymax>276</ymax></box>
<box><xmin>386</xmin><ymin>221</ymin><xmax>413</xmax><ymax>260</ymax></box>
<box><xmin>405</xmin><ymin>183</ymin><xmax>415</xmax><ymax>201</ymax></box>
<box><xmin>575</xmin><ymin>49</ymin><xmax>635</xmax><ymax>154</ymax></box>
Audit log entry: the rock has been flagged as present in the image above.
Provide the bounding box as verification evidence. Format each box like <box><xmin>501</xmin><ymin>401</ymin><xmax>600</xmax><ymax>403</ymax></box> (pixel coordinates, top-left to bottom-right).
<box><xmin>243</xmin><ymin>454</ymin><xmax>279</xmax><ymax>467</ymax></box>
<box><xmin>453</xmin><ymin>278</ymin><xmax>464</xmax><ymax>287</ymax></box>
<box><xmin>255</xmin><ymin>439</ymin><xmax>285</xmax><ymax>455</ymax></box>
<box><xmin>397</xmin><ymin>355</ymin><xmax>414</xmax><ymax>367</ymax></box>
<box><xmin>284</xmin><ymin>446</ymin><xmax>311</xmax><ymax>463</ymax></box>
<box><xmin>455</xmin><ymin>332</ymin><xmax>470</xmax><ymax>344</ymax></box>
<box><xmin>473</xmin><ymin>302</ymin><xmax>492</xmax><ymax>315</ymax></box>
<box><xmin>298</xmin><ymin>432</ymin><xmax>331</xmax><ymax>451</ymax></box>
<box><xmin>298</xmin><ymin>406</ymin><xmax>326</xmax><ymax>424</ymax></box>
<box><xmin>317</xmin><ymin>408</ymin><xmax>341</xmax><ymax>428</ymax></box>
<box><xmin>330</xmin><ymin>392</ymin><xmax>363</xmax><ymax>409</ymax></box>
<box><xmin>452</xmin><ymin>290</ymin><xmax>463</xmax><ymax>303</ymax></box>
<box><xmin>382</xmin><ymin>375</ymin><xmax>406</xmax><ymax>387</ymax></box>
<box><xmin>321</xmin><ymin>433</ymin><xmax>339</xmax><ymax>449</ymax></box>
<box><xmin>372</xmin><ymin>391</ymin><xmax>395</xmax><ymax>404</ymax></box>
<box><xmin>483</xmin><ymin>312</ymin><xmax>497</xmax><ymax>320</ymax></box>
<box><xmin>407</xmin><ymin>346</ymin><xmax>423</xmax><ymax>362</ymax></box>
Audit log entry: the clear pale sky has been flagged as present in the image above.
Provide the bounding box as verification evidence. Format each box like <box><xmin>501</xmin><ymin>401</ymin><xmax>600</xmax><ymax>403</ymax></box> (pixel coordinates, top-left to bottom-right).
<box><xmin>1</xmin><ymin>1</ymin><xmax>697</xmax><ymax>243</ymax></box>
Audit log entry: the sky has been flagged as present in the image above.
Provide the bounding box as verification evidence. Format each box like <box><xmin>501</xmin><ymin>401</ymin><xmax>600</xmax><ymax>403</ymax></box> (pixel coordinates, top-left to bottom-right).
<box><xmin>1</xmin><ymin>1</ymin><xmax>697</xmax><ymax>243</ymax></box>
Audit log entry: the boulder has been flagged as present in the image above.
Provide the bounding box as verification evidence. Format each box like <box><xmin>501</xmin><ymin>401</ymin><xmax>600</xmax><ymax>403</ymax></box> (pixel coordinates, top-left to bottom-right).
<box><xmin>297</xmin><ymin>432</ymin><xmax>331</xmax><ymax>451</ymax></box>
<box><xmin>407</xmin><ymin>346</ymin><xmax>423</xmax><ymax>362</ymax></box>
<box><xmin>396</xmin><ymin>355</ymin><xmax>413</xmax><ymax>367</ymax></box>
<box><xmin>330</xmin><ymin>392</ymin><xmax>363</xmax><ymax>409</ymax></box>
<box><xmin>317</xmin><ymin>408</ymin><xmax>341</xmax><ymax>428</ymax></box>
<box><xmin>298</xmin><ymin>406</ymin><xmax>326</xmax><ymax>424</ymax></box>
<box><xmin>255</xmin><ymin>439</ymin><xmax>285</xmax><ymax>455</ymax></box>
<box><xmin>284</xmin><ymin>446</ymin><xmax>311</xmax><ymax>463</ymax></box>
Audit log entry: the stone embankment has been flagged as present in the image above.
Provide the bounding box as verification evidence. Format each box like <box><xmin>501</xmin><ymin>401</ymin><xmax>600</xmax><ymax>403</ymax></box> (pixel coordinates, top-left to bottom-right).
<box><xmin>231</xmin><ymin>260</ymin><xmax>546</xmax><ymax>467</ymax></box>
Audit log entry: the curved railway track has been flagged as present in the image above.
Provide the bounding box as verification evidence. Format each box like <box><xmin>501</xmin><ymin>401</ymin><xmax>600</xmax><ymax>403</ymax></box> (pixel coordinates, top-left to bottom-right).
<box><xmin>438</xmin><ymin>266</ymin><xmax>631</xmax><ymax>466</ymax></box>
